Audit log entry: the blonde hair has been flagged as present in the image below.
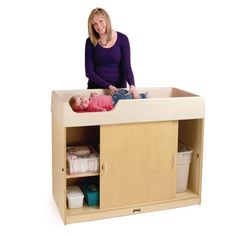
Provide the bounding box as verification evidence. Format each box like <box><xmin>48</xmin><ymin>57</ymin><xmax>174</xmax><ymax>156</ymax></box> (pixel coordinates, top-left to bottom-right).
<box><xmin>88</xmin><ymin>8</ymin><xmax>112</xmax><ymax>46</ymax></box>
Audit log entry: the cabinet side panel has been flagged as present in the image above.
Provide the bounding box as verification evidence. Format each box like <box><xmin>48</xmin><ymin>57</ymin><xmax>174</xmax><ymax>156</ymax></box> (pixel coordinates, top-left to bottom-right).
<box><xmin>52</xmin><ymin>115</ymin><xmax>66</xmax><ymax>222</ymax></box>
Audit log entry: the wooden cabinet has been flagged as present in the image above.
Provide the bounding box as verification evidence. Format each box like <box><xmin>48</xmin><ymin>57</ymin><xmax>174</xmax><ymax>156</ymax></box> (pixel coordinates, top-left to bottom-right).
<box><xmin>51</xmin><ymin>87</ymin><xmax>205</xmax><ymax>224</ymax></box>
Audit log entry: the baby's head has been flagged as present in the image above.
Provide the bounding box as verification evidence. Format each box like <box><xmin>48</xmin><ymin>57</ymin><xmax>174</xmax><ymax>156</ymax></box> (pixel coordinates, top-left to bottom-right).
<box><xmin>69</xmin><ymin>95</ymin><xmax>90</xmax><ymax>112</ymax></box>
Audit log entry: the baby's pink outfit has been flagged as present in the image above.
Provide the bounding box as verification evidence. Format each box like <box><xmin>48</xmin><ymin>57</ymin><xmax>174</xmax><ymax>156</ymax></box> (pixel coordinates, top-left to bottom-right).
<box><xmin>87</xmin><ymin>95</ymin><xmax>113</xmax><ymax>112</ymax></box>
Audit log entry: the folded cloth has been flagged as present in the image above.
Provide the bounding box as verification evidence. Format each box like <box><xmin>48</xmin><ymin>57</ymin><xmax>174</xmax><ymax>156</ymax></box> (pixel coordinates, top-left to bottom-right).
<box><xmin>67</xmin><ymin>146</ymin><xmax>91</xmax><ymax>156</ymax></box>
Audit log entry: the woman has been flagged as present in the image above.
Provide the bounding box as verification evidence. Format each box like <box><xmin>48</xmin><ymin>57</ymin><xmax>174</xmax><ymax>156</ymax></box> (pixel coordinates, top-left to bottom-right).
<box><xmin>85</xmin><ymin>8</ymin><xmax>139</xmax><ymax>98</ymax></box>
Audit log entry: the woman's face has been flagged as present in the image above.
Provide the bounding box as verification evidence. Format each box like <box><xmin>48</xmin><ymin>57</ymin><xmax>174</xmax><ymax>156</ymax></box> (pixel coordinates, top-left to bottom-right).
<box><xmin>92</xmin><ymin>14</ymin><xmax>107</xmax><ymax>35</ymax></box>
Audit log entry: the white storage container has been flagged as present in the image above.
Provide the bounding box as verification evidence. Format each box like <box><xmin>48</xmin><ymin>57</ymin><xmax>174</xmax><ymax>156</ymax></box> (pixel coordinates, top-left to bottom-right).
<box><xmin>67</xmin><ymin>186</ymin><xmax>84</xmax><ymax>208</ymax></box>
<box><xmin>66</xmin><ymin>145</ymin><xmax>99</xmax><ymax>174</ymax></box>
<box><xmin>176</xmin><ymin>143</ymin><xmax>193</xmax><ymax>192</ymax></box>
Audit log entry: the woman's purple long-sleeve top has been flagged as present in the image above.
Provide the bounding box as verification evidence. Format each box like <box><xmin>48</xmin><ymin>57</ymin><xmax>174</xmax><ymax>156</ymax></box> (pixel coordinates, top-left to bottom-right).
<box><xmin>85</xmin><ymin>32</ymin><xmax>135</xmax><ymax>89</ymax></box>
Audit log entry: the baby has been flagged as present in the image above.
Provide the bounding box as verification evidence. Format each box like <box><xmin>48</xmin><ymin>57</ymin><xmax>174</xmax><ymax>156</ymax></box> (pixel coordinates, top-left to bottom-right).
<box><xmin>69</xmin><ymin>89</ymin><xmax>148</xmax><ymax>112</ymax></box>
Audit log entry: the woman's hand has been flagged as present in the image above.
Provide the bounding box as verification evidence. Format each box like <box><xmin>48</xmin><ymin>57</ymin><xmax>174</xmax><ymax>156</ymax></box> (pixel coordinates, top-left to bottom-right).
<box><xmin>129</xmin><ymin>85</ymin><xmax>139</xmax><ymax>99</ymax></box>
<box><xmin>109</xmin><ymin>85</ymin><xmax>118</xmax><ymax>94</ymax></box>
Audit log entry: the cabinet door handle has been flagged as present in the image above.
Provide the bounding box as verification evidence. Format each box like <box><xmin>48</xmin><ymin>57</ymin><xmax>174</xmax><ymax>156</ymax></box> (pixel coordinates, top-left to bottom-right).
<box><xmin>172</xmin><ymin>155</ymin><xmax>176</xmax><ymax>169</ymax></box>
<box><xmin>100</xmin><ymin>163</ymin><xmax>106</xmax><ymax>176</ymax></box>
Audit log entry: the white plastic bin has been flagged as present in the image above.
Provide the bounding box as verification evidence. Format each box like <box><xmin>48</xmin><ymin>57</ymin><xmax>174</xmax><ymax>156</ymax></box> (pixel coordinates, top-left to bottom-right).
<box><xmin>176</xmin><ymin>143</ymin><xmax>193</xmax><ymax>192</ymax></box>
<box><xmin>67</xmin><ymin>186</ymin><xmax>84</xmax><ymax>208</ymax></box>
<box><xmin>66</xmin><ymin>145</ymin><xmax>99</xmax><ymax>174</ymax></box>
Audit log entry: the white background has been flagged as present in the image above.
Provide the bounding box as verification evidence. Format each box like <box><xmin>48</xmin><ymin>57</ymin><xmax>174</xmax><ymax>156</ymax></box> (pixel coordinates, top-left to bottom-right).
<box><xmin>0</xmin><ymin>0</ymin><xmax>236</xmax><ymax>235</ymax></box>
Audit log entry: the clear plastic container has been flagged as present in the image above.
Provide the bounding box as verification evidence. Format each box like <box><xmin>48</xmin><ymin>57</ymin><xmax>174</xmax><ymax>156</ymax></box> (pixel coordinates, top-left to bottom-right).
<box><xmin>66</xmin><ymin>145</ymin><xmax>99</xmax><ymax>174</ymax></box>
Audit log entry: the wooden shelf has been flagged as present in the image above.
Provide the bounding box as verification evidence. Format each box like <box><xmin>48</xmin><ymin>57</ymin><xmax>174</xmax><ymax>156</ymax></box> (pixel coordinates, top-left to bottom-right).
<box><xmin>66</xmin><ymin>189</ymin><xmax>199</xmax><ymax>217</ymax></box>
<box><xmin>66</xmin><ymin>171</ymin><xmax>99</xmax><ymax>179</ymax></box>
<box><xmin>67</xmin><ymin>203</ymin><xmax>99</xmax><ymax>216</ymax></box>
<box><xmin>176</xmin><ymin>189</ymin><xmax>199</xmax><ymax>199</ymax></box>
